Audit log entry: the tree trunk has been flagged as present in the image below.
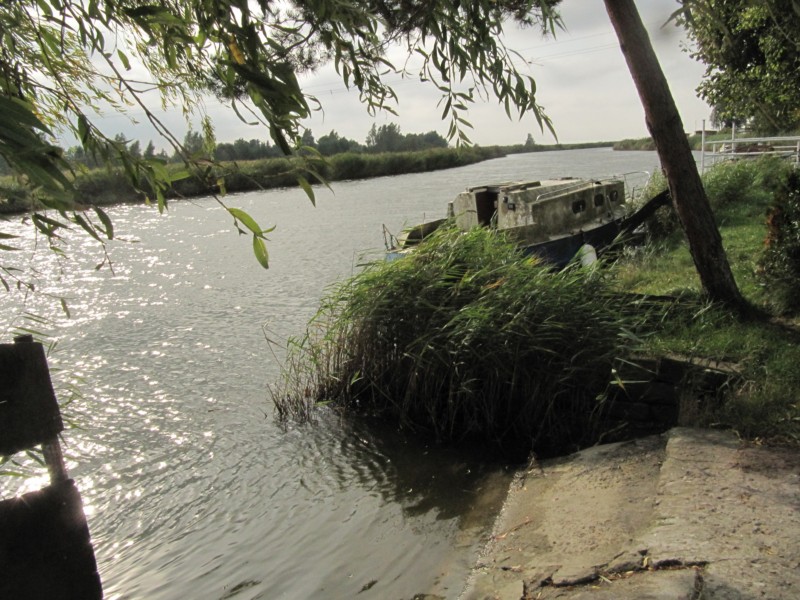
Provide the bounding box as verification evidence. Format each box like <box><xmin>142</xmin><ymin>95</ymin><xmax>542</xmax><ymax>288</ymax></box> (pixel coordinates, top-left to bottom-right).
<box><xmin>603</xmin><ymin>0</ymin><xmax>745</xmax><ymax>310</ymax></box>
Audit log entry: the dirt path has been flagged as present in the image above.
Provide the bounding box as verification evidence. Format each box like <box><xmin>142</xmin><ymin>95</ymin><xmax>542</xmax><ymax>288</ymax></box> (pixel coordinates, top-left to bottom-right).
<box><xmin>461</xmin><ymin>428</ymin><xmax>800</xmax><ymax>599</ymax></box>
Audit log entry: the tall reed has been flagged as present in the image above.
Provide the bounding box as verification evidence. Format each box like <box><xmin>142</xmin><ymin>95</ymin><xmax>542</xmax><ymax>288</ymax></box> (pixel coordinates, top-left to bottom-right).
<box><xmin>273</xmin><ymin>226</ymin><xmax>653</xmax><ymax>458</ymax></box>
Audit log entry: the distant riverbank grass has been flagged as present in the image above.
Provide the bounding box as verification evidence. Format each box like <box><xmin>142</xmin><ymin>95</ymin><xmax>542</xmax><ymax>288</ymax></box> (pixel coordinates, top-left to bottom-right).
<box><xmin>199</xmin><ymin>146</ymin><xmax>508</xmax><ymax>196</ymax></box>
<box><xmin>0</xmin><ymin>146</ymin><xmax>506</xmax><ymax>213</ymax></box>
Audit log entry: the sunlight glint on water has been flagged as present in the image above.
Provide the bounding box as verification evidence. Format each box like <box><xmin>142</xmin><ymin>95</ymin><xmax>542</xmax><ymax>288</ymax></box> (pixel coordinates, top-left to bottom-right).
<box><xmin>0</xmin><ymin>150</ymin><xmax>664</xmax><ymax>599</ymax></box>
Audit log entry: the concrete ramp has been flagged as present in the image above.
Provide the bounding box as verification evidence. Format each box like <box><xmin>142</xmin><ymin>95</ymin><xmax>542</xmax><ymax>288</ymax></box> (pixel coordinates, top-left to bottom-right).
<box><xmin>462</xmin><ymin>428</ymin><xmax>800</xmax><ymax>599</ymax></box>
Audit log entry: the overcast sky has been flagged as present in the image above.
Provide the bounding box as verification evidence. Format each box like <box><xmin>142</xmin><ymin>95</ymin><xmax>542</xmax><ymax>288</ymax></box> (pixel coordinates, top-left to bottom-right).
<box><xmin>96</xmin><ymin>0</ymin><xmax>711</xmax><ymax>149</ymax></box>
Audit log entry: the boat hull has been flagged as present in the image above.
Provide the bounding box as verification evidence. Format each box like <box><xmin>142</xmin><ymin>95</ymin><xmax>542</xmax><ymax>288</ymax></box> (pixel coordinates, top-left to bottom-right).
<box><xmin>518</xmin><ymin>218</ymin><xmax>622</xmax><ymax>268</ymax></box>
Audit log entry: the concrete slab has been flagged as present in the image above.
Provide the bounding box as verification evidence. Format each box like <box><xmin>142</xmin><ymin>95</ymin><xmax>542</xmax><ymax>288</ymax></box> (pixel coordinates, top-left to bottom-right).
<box><xmin>461</xmin><ymin>428</ymin><xmax>800</xmax><ymax>600</ymax></box>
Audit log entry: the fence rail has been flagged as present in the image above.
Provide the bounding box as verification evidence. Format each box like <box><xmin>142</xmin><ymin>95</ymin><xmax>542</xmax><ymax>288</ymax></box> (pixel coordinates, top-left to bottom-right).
<box><xmin>700</xmin><ymin>131</ymin><xmax>800</xmax><ymax>173</ymax></box>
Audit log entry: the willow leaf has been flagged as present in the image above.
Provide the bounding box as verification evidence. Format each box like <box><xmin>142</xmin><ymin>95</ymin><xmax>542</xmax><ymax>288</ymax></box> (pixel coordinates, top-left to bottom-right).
<box><xmin>252</xmin><ymin>235</ymin><xmax>269</xmax><ymax>269</ymax></box>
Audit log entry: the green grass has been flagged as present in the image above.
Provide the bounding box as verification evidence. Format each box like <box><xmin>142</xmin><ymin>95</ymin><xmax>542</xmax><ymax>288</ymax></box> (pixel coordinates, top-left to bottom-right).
<box><xmin>610</xmin><ymin>156</ymin><xmax>800</xmax><ymax>445</ymax></box>
<box><xmin>631</xmin><ymin>301</ymin><xmax>800</xmax><ymax>444</ymax></box>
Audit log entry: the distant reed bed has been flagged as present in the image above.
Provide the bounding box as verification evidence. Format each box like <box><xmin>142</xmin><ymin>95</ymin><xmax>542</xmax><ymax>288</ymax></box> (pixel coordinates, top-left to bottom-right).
<box><xmin>1</xmin><ymin>146</ymin><xmax>506</xmax><ymax>212</ymax></box>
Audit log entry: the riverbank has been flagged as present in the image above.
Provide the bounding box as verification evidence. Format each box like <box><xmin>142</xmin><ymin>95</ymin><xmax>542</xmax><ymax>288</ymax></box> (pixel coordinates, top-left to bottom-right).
<box><xmin>462</xmin><ymin>427</ymin><xmax>800</xmax><ymax>599</ymax></box>
<box><xmin>456</xmin><ymin>155</ymin><xmax>800</xmax><ymax>598</ymax></box>
<box><xmin>613</xmin><ymin>134</ymin><xmax>704</xmax><ymax>151</ymax></box>
<box><xmin>0</xmin><ymin>146</ymin><xmax>504</xmax><ymax>214</ymax></box>
<box><xmin>0</xmin><ymin>141</ymin><xmax>614</xmax><ymax>215</ymax></box>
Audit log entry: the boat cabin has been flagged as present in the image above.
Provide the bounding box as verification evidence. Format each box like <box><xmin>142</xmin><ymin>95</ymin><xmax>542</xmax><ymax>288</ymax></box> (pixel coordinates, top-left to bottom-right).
<box><xmin>449</xmin><ymin>178</ymin><xmax>625</xmax><ymax>244</ymax></box>
<box><xmin>389</xmin><ymin>177</ymin><xmax>629</xmax><ymax>267</ymax></box>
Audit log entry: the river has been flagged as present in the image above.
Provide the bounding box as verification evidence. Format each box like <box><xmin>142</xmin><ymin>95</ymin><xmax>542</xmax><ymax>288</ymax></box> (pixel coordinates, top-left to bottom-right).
<box><xmin>0</xmin><ymin>148</ymin><xmax>664</xmax><ymax>599</ymax></box>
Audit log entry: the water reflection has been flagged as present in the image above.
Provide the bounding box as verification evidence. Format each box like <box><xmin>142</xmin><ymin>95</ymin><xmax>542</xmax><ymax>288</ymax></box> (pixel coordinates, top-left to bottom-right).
<box><xmin>261</xmin><ymin>411</ymin><xmax>512</xmax><ymax>600</ymax></box>
<box><xmin>332</xmin><ymin>415</ymin><xmax>513</xmax><ymax>526</ymax></box>
<box><xmin>1</xmin><ymin>150</ymin><xmax>667</xmax><ymax>599</ymax></box>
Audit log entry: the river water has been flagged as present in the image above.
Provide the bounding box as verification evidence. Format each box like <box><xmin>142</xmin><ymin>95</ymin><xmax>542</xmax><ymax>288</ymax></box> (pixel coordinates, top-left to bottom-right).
<box><xmin>0</xmin><ymin>149</ymin><xmax>663</xmax><ymax>599</ymax></box>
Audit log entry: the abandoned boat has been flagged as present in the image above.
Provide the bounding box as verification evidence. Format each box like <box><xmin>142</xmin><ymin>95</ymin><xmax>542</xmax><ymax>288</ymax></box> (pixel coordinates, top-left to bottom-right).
<box><xmin>387</xmin><ymin>176</ymin><xmax>666</xmax><ymax>267</ymax></box>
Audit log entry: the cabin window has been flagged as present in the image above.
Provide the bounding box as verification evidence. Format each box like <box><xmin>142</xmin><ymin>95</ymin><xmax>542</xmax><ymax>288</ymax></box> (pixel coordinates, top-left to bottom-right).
<box><xmin>571</xmin><ymin>199</ymin><xmax>586</xmax><ymax>213</ymax></box>
<box><xmin>594</xmin><ymin>193</ymin><xmax>605</xmax><ymax>207</ymax></box>
<box><xmin>610</xmin><ymin>190</ymin><xmax>619</xmax><ymax>202</ymax></box>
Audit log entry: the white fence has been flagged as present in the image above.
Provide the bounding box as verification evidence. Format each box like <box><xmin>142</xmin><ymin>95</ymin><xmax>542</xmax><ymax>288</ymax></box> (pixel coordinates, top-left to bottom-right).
<box><xmin>700</xmin><ymin>129</ymin><xmax>800</xmax><ymax>174</ymax></box>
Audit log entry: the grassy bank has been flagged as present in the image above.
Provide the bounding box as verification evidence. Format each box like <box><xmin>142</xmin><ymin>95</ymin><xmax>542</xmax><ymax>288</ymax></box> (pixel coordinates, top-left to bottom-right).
<box><xmin>611</xmin><ymin>156</ymin><xmax>800</xmax><ymax>444</ymax></box>
<box><xmin>0</xmin><ymin>145</ymin><xmax>506</xmax><ymax>213</ymax></box>
<box><xmin>275</xmin><ymin>155</ymin><xmax>800</xmax><ymax>456</ymax></box>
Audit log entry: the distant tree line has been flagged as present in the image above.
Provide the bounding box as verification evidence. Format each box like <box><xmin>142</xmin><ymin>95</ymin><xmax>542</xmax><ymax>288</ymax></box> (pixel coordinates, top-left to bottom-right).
<box><xmin>0</xmin><ymin>127</ymin><xmax>607</xmax><ymax>178</ymax></box>
<box><xmin>42</xmin><ymin>123</ymin><xmax>450</xmax><ymax>172</ymax></box>
<box><xmin>217</xmin><ymin>123</ymin><xmax>449</xmax><ymax>158</ymax></box>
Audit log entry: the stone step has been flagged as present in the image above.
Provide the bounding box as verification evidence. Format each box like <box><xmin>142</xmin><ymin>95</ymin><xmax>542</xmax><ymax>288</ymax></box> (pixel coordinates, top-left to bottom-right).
<box><xmin>460</xmin><ymin>428</ymin><xmax>800</xmax><ymax>600</ymax></box>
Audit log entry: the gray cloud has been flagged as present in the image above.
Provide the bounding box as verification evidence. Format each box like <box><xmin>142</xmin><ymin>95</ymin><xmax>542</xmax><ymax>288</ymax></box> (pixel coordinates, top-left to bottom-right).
<box><xmin>80</xmin><ymin>0</ymin><xmax>708</xmax><ymax>150</ymax></box>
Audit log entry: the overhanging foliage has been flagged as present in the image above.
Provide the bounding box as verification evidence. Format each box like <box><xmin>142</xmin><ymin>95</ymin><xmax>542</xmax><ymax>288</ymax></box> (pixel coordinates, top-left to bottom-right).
<box><xmin>676</xmin><ymin>0</ymin><xmax>800</xmax><ymax>133</ymax></box>
<box><xmin>0</xmin><ymin>0</ymin><xmax>561</xmax><ymax>287</ymax></box>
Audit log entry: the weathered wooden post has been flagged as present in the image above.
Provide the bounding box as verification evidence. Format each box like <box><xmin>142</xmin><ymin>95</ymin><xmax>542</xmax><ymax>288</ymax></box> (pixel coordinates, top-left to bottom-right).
<box><xmin>0</xmin><ymin>335</ymin><xmax>103</xmax><ymax>600</ymax></box>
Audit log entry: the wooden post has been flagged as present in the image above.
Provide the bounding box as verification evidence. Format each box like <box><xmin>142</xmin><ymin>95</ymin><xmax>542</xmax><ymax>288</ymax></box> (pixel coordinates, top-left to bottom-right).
<box><xmin>41</xmin><ymin>439</ymin><xmax>70</xmax><ymax>484</ymax></box>
<box><xmin>1</xmin><ymin>335</ymin><xmax>103</xmax><ymax>599</ymax></box>
<box><xmin>12</xmin><ymin>335</ymin><xmax>71</xmax><ymax>484</ymax></box>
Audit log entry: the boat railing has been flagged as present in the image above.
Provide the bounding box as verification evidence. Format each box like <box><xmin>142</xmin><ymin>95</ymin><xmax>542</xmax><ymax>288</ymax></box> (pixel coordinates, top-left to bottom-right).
<box><xmin>534</xmin><ymin>172</ymin><xmax>650</xmax><ymax>205</ymax></box>
<box><xmin>618</xmin><ymin>170</ymin><xmax>652</xmax><ymax>202</ymax></box>
<box><xmin>382</xmin><ymin>223</ymin><xmax>398</xmax><ymax>251</ymax></box>
<box><xmin>534</xmin><ymin>179</ymin><xmax>601</xmax><ymax>203</ymax></box>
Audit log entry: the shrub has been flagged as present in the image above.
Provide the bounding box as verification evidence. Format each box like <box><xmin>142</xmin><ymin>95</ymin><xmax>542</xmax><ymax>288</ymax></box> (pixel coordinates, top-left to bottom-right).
<box><xmin>273</xmin><ymin>226</ymin><xmax>655</xmax><ymax>458</ymax></box>
<box><xmin>758</xmin><ymin>170</ymin><xmax>800</xmax><ymax>314</ymax></box>
<box><xmin>703</xmin><ymin>158</ymin><xmax>757</xmax><ymax>209</ymax></box>
<box><xmin>638</xmin><ymin>157</ymin><xmax>794</xmax><ymax>242</ymax></box>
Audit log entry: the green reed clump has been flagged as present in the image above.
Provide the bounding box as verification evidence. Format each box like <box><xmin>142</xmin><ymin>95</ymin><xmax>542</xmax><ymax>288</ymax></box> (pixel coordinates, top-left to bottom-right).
<box><xmin>327</xmin><ymin>152</ymin><xmax>368</xmax><ymax>180</ymax></box>
<box><xmin>274</xmin><ymin>226</ymin><xmax>653</xmax><ymax>458</ymax></box>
